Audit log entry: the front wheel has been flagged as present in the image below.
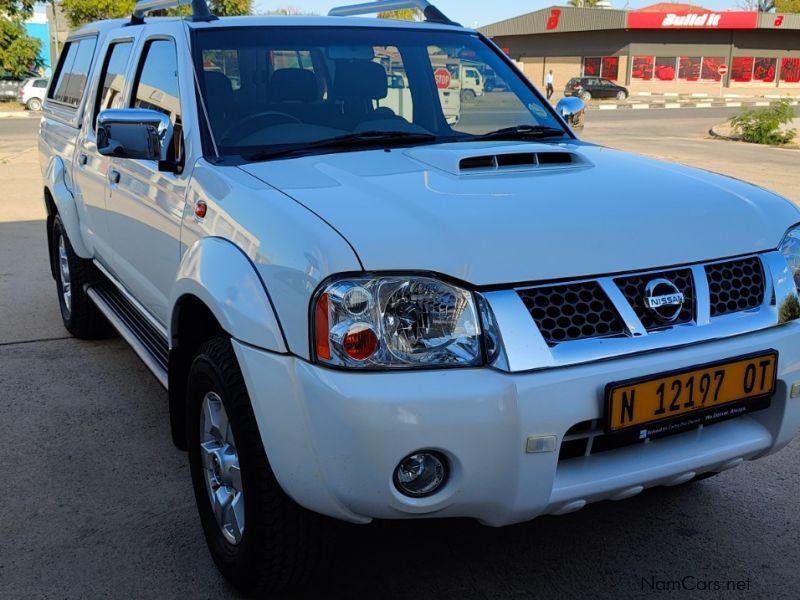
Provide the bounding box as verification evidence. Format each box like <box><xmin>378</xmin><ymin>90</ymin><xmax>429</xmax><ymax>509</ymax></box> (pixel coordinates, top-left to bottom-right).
<box><xmin>26</xmin><ymin>97</ymin><xmax>42</xmax><ymax>111</ymax></box>
<box><xmin>187</xmin><ymin>338</ymin><xmax>328</xmax><ymax>596</ymax></box>
<box><xmin>51</xmin><ymin>216</ymin><xmax>108</xmax><ymax>339</ymax></box>
<box><xmin>580</xmin><ymin>91</ymin><xmax>592</xmax><ymax>101</ymax></box>
<box><xmin>615</xmin><ymin>90</ymin><xmax>628</xmax><ymax>101</ymax></box>
<box><xmin>460</xmin><ymin>89</ymin><xmax>476</xmax><ymax>103</ymax></box>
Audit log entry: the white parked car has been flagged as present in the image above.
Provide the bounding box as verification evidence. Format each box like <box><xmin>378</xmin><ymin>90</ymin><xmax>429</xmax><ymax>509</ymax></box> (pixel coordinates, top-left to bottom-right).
<box><xmin>38</xmin><ymin>0</ymin><xmax>800</xmax><ymax>595</ymax></box>
<box><xmin>18</xmin><ymin>76</ymin><xmax>48</xmax><ymax>110</ymax></box>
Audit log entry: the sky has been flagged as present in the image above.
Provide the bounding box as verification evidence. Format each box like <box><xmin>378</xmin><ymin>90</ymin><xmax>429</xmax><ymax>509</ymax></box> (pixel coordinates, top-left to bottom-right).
<box><xmin>253</xmin><ymin>0</ymin><xmax>746</xmax><ymax>28</ymax></box>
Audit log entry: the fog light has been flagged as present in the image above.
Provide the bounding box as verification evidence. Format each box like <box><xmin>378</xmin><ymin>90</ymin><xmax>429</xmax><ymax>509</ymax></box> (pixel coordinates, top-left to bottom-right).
<box><xmin>393</xmin><ymin>451</ymin><xmax>448</xmax><ymax>497</ymax></box>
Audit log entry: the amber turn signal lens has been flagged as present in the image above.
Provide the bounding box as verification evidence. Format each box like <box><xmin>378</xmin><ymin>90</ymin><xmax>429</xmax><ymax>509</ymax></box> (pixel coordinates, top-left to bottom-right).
<box><xmin>194</xmin><ymin>200</ymin><xmax>207</xmax><ymax>218</ymax></box>
<box><xmin>342</xmin><ymin>323</ymin><xmax>378</xmax><ymax>361</ymax></box>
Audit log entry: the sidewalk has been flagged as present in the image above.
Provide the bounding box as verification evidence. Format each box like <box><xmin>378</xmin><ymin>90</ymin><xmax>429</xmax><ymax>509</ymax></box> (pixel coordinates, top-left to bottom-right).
<box><xmin>0</xmin><ymin>110</ymin><xmax>38</xmax><ymax>118</ymax></box>
<box><xmin>584</xmin><ymin>94</ymin><xmax>800</xmax><ymax>112</ymax></box>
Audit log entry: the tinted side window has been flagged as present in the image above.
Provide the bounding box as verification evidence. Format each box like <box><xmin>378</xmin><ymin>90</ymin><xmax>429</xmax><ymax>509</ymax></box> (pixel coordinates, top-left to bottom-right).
<box><xmin>34</xmin><ymin>79</ymin><xmax>48</xmax><ymax>88</ymax></box>
<box><xmin>131</xmin><ymin>39</ymin><xmax>181</xmax><ymax>125</ymax></box>
<box><xmin>50</xmin><ymin>37</ymin><xmax>98</xmax><ymax>107</ymax></box>
<box><xmin>131</xmin><ymin>39</ymin><xmax>182</xmax><ymax>161</ymax></box>
<box><xmin>94</xmin><ymin>41</ymin><xmax>133</xmax><ymax>127</ymax></box>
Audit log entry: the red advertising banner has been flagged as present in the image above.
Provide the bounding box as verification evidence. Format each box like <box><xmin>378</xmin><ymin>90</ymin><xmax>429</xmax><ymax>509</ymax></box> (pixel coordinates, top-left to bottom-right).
<box><xmin>627</xmin><ymin>11</ymin><xmax>758</xmax><ymax>29</ymax></box>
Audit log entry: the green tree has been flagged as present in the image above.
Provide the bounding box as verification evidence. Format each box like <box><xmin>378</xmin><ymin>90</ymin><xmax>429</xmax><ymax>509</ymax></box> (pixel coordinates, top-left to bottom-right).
<box><xmin>0</xmin><ymin>0</ymin><xmax>36</xmax><ymax>18</ymax></box>
<box><xmin>61</xmin><ymin>0</ymin><xmax>251</xmax><ymax>27</ymax></box>
<box><xmin>210</xmin><ymin>0</ymin><xmax>250</xmax><ymax>16</ymax></box>
<box><xmin>61</xmin><ymin>0</ymin><xmax>135</xmax><ymax>27</ymax></box>
<box><xmin>0</xmin><ymin>18</ymin><xmax>43</xmax><ymax>77</ymax></box>
<box><xmin>0</xmin><ymin>0</ymin><xmax>43</xmax><ymax>77</ymax></box>
<box><xmin>377</xmin><ymin>8</ymin><xmax>420</xmax><ymax>20</ymax></box>
<box><xmin>775</xmin><ymin>0</ymin><xmax>800</xmax><ymax>11</ymax></box>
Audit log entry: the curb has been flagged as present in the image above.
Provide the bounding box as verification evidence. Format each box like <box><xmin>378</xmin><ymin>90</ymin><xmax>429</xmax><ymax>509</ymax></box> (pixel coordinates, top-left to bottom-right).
<box><xmin>586</xmin><ymin>99</ymin><xmax>799</xmax><ymax>111</ymax></box>
<box><xmin>708</xmin><ymin>124</ymin><xmax>739</xmax><ymax>141</ymax></box>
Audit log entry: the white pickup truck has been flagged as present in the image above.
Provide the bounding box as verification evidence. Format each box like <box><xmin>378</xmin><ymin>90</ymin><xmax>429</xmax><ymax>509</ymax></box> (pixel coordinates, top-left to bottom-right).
<box><xmin>38</xmin><ymin>0</ymin><xmax>800</xmax><ymax>595</ymax></box>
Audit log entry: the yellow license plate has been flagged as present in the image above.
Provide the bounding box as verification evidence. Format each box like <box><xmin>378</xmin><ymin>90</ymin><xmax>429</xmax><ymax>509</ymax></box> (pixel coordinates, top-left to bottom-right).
<box><xmin>606</xmin><ymin>351</ymin><xmax>778</xmax><ymax>433</ymax></box>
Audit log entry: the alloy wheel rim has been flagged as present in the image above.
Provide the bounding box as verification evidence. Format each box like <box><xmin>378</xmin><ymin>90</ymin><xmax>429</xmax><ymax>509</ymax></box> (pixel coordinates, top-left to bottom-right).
<box><xmin>200</xmin><ymin>392</ymin><xmax>244</xmax><ymax>545</ymax></box>
<box><xmin>58</xmin><ymin>234</ymin><xmax>71</xmax><ymax>315</ymax></box>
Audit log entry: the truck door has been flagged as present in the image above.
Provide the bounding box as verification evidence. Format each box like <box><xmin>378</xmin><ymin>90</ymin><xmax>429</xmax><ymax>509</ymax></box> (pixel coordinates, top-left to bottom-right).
<box><xmin>104</xmin><ymin>36</ymin><xmax>187</xmax><ymax>325</ymax></box>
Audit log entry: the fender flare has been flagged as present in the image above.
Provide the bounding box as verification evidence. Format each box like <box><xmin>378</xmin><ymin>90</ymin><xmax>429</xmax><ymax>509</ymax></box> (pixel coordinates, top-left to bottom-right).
<box><xmin>44</xmin><ymin>156</ymin><xmax>92</xmax><ymax>258</ymax></box>
<box><xmin>169</xmin><ymin>236</ymin><xmax>288</xmax><ymax>354</ymax></box>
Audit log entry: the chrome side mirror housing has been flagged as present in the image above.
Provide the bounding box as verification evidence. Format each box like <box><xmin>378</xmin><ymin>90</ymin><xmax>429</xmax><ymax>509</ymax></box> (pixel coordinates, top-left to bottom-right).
<box><xmin>97</xmin><ymin>108</ymin><xmax>174</xmax><ymax>162</ymax></box>
<box><xmin>555</xmin><ymin>96</ymin><xmax>585</xmax><ymax>129</ymax></box>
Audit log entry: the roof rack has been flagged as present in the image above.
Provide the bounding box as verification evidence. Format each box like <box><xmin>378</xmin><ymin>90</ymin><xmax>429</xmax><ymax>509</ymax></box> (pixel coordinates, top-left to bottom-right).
<box><xmin>328</xmin><ymin>0</ymin><xmax>458</xmax><ymax>26</ymax></box>
<box><xmin>130</xmin><ymin>0</ymin><xmax>217</xmax><ymax>25</ymax></box>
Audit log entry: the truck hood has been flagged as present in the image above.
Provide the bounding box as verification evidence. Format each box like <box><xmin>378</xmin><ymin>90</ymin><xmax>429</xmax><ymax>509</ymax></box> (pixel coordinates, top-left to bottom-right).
<box><xmin>239</xmin><ymin>140</ymin><xmax>799</xmax><ymax>285</ymax></box>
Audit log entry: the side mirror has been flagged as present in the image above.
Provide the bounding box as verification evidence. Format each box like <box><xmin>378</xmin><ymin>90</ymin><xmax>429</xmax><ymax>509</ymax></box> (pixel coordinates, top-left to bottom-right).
<box><xmin>97</xmin><ymin>108</ymin><xmax>174</xmax><ymax>162</ymax></box>
<box><xmin>555</xmin><ymin>96</ymin><xmax>585</xmax><ymax>129</ymax></box>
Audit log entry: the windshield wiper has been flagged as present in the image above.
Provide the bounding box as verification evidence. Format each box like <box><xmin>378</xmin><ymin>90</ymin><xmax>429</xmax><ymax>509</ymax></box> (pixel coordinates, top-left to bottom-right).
<box><xmin>463</xmin><ymin>125</ymin><xmax>567</xmax><ymax>142</ymax></box>
<box><xmin>242</xmin><ymin>131</ymin><xmax>437</xmax><ymax>161</ymax></box>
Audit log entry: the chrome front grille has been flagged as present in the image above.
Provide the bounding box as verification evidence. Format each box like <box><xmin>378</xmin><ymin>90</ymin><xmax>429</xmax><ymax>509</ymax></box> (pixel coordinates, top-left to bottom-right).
<box><xmin>518</xmin><ymin>255</ymin><xmax>768</xmax><ymax>348</ymax></box>
<box><xmin>706</xmin><ymin>256</ymin><xmax>765</xmax><ymax>317</ymax></box>
<box><xmin>490</xmin><ymin>251</ymin><xmax>796</xmax><ymax>373</ymax></box>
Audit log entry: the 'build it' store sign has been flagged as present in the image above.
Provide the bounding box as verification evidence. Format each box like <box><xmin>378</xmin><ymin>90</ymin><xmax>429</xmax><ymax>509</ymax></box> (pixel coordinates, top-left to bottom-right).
<box><xmin>626</xmin><ymin>10</ymin><xmax>759</xmax><ymax>29</ymax></box>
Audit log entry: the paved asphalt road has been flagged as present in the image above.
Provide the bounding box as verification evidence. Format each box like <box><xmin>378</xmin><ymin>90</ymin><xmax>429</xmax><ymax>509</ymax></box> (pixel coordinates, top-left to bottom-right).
<box><xmin>1</xmin><ymin>112</ymin><xmax>799</xmax><ymax>600</ymax></box>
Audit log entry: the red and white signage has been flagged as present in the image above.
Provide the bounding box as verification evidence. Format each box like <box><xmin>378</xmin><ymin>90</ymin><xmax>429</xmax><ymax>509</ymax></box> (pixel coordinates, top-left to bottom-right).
<box><xmin>627</xmin><ymin>11</ymin><xmax>758</xmax><ymax>30</ymax></box>
<box><xmin>717</xmin><ymin>64</ymin><xmax>729</xmax><ymax>76</ymax></box>
<box><xmin>433</xmin><ymin>68</ymin><xmax>451</xmax><ymax>90</ymax></box>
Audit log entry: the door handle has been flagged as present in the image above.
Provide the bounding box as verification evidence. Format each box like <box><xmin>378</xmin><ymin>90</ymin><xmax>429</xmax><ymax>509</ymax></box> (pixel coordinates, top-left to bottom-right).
<box><xmin>79</xmin><ymin>153</ymin><xmax>88</xmax><ymax>165</ymax></box>
<box><xmin>109</xmin><ymin>169</ymin><xmax>120</xmax><ymax>184</ymax></box>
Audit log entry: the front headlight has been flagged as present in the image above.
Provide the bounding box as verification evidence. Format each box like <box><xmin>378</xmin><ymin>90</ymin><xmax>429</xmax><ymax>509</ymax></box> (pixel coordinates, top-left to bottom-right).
<box><xmin>780</xmin><ymin>224</ymin><xmax>800</xmax><ymax>289</ymax></box>
<box><xmin>312</xmin><ymin>275</ymin><xmax>497</xmax><ymax>368</ymax></box>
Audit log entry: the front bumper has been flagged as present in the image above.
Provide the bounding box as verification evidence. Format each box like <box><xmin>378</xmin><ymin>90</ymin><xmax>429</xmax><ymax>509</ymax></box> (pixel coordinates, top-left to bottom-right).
<box><xmin>233</xmin><ymin>323</ymin><xmax>800</xmax><ymax>527</ymax></box>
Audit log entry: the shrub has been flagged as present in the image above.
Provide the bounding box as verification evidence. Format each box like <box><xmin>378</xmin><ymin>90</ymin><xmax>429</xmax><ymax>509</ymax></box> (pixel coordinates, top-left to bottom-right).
<box><xmin>729</xmin><ymin>99</ymin><xmax>797</xmax><ymax>146</ymax></box>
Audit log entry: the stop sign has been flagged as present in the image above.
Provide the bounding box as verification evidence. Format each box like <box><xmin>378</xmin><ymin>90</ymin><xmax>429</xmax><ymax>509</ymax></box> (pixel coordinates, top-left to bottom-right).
<box><xmin>434</xmin><ymin>68</ymin><xmax>452</xmax><ymax>90</ymax></box>
<box><xmin>717</xmin><ymin>64</ymin><xmax>729</xmax><ymax>76</ymax></box>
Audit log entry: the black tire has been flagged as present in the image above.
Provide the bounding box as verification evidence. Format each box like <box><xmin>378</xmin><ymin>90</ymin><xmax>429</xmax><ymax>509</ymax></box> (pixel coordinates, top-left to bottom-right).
<box><xmin>615</xmin><ymin>90</ymin><xmax>628</xmax><ymax>101</ymax></box>
<box><xmin>460</xmin><ymin>89</ymin><xmax>476</xmax><ymax>103</ymax></box>
<box><xmin>27</xmin><ymin>97</ymin><xmax>42</xmax><ymax>111</ymax></box>
<box><xmin>52</xmin><ymin>216</ymin><xmax>109</xmax><ymax>339</ymax></box>
<box><xmin>187</xmin><ymin>338</ymin><xmax>328</xmax><ymax>596</ymax></box>
<box><xmin>580</xmin><ymin>91</ymin><xmax>592</xmax><ymax>102</ymax></box>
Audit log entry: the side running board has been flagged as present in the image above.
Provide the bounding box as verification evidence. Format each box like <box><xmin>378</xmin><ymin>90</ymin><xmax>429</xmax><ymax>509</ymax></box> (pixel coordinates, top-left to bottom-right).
<box><xmin>85</xmin><ymin>273</ymin><xmax>169</xmax><ymax>389</ymax></box>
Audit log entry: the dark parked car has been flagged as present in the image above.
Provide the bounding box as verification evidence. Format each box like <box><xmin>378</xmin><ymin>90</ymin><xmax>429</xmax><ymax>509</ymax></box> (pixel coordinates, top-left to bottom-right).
<box><xmin>1</xmin><ymin>70</ymin><xmax>39</xmax><ymax>101</ymax></box>
<box><xmin>564</xmin><ymin>77</ymin><xmax>628</xmax><ymax>101</ymax></box>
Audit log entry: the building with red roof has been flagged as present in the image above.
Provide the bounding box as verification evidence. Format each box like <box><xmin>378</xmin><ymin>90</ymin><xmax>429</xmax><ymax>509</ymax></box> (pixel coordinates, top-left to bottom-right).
<box><xmin>480</xmin><ymin>6</ymin><xmax>800</xmax><ymax>91</ymax></box>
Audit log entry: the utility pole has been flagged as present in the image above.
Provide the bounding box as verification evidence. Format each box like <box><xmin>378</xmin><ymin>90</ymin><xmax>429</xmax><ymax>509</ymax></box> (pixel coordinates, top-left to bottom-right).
<box><xmin>50</xmin><ymin>0</ymin><xmax>61</xmax><ymax>57</ymax></box>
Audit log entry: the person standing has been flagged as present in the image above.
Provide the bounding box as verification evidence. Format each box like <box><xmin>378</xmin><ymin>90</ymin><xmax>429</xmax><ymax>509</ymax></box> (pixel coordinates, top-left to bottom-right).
<box><xmin>545</xmin><ymin>69</ymin><xmax>554</xmax><ymax>100</ymax></box>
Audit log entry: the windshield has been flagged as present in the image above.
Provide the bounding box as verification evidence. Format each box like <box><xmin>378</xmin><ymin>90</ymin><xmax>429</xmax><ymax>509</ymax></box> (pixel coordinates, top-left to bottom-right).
<box><xmin>193</xmin><ymin>26</ymin><xmax>566</xmax><ymax>158</ymax></box>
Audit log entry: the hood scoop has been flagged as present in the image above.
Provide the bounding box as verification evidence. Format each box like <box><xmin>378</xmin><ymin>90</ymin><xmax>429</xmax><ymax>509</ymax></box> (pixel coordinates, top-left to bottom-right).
<box><xmin>459</xmin><ymin>151</ymin><xmax>583</xmax><ymax>173</ymax></box>
<box><xmin>405</xmin><ymin>143</ymin><xmax>589</xmax><ymax>176</ymax></box>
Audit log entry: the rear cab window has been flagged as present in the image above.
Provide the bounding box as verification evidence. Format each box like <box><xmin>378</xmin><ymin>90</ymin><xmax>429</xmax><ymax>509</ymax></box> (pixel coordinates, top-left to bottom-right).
<box><xmin>48</xmin><ymin>36</ymin><xmax>98</xmax><ymax>108</ymax></box>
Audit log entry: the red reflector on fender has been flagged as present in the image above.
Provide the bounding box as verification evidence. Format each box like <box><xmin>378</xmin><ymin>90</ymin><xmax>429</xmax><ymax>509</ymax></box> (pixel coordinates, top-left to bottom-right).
<box><xmin>315</xmin><ymin>293</ymin><xmax>331</xmax><ymax>360</ymax></box>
